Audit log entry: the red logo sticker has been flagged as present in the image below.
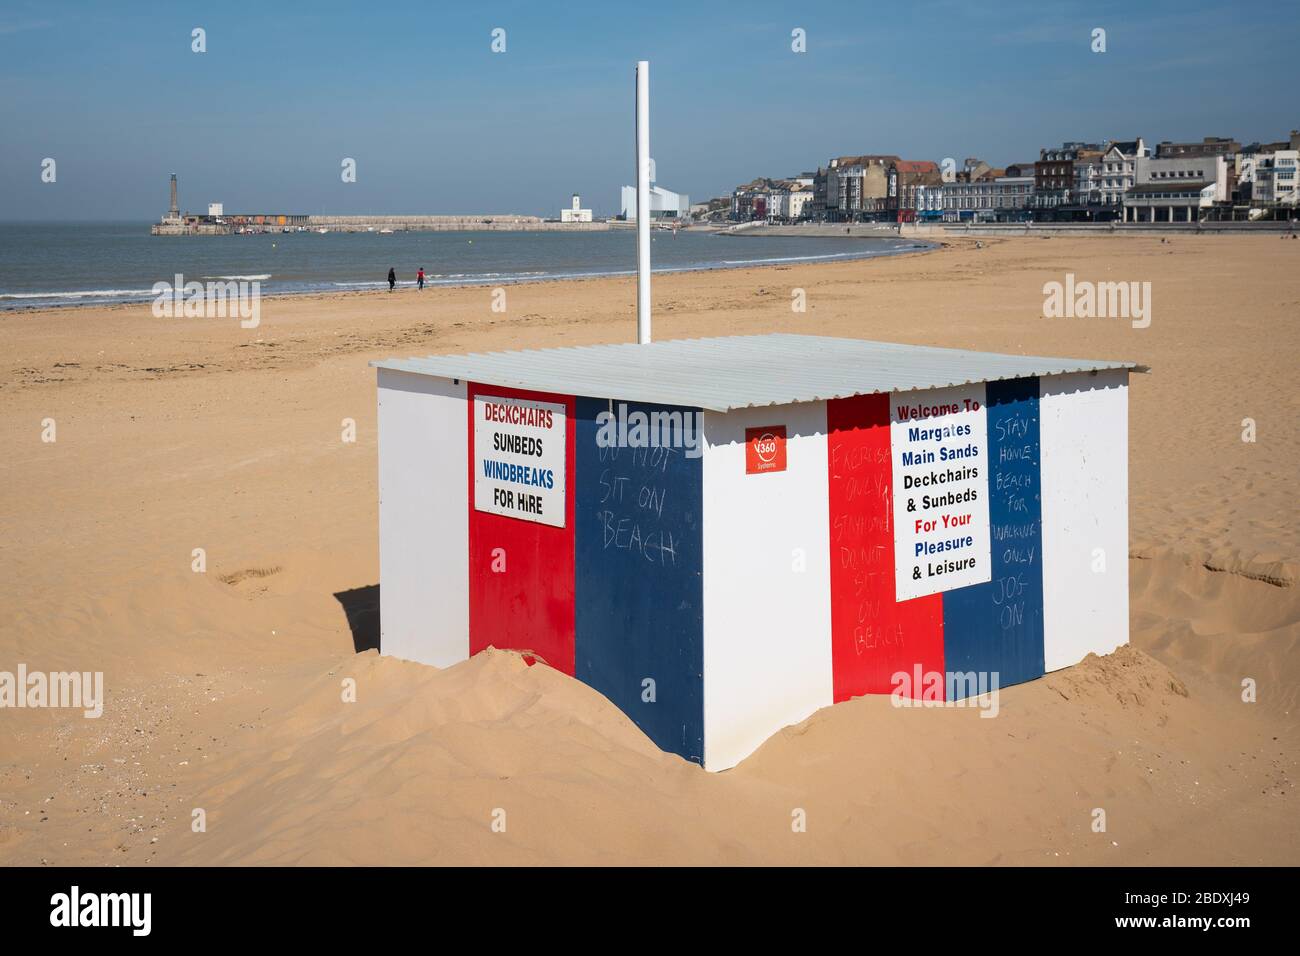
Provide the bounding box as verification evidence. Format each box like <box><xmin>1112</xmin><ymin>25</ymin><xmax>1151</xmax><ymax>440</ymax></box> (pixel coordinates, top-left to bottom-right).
<box><xmin>745</xmin><ymin>425</ymin><xmax>787</xmax><ymax>474</ymax></box>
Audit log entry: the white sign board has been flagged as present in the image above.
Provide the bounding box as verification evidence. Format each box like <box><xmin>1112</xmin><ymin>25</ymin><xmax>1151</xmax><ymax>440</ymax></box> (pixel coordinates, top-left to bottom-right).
<box><xmin>891</xmin><ymin>384</ymin><xmax>991</xmax><ymax>600</ymax></box>
<box><xmin>473</xmin><ymin>394</ymin><xmax>566</xmax><ymax>527</ymax></box>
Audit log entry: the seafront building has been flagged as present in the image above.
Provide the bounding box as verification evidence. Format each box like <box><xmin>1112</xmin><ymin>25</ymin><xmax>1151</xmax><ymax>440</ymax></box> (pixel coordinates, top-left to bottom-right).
<box><xmin>1251</xmin><ymin>151</ymin><xmax>1299</xmax><ymax>205</ymax></box>
<box><xmin>823</xmin><ymin>156</ymin><xmax>898</xmax><ymax>221</ymax></box>
<box><xmin>767</xmin><ymin>184</ymin><xmax>814</xmax><ymax>221</ymax></box>
<box><xmin>1232</xmin><ymin>130</ymin><xmax>1294</xmax><ymax>200</ymax></box>
<box><xmin>560</xmin><ymin>194</ymin><xmax>593</xmax><ymax>223</ymax></box>
<box><xmin>729</xmin><ymin>176</ymin><xmax>816</xmax><ymax>222</ymax></box>
<box><xmin>1030</xmin><ymin>142</ymin><xmax>1112</xmax><ymax>219</ymax></box>
<box><xmin>1122</xmin><ymin>154</ymin><xmax>1229</xmax><ymax>222</ymax></box>
<box><xmin>1236</xmin><ymin>145</ymin><xmax>1276</xmax><ymax>202</ymax></box>
<box><xmin>716</xmin><ymin>126</ymin><xmax>1296</xmax><ymax>225</ymax></box>
<box><xmin>1155</xmin><ymin>136</ymin><xmax>1241</xmax><ymax>160</ymax></box>
<box><xmin>619</xmin><ymin>182</ymin><xmax>689</xmax><ymax>221</ymax></box>
<box><xmin>1122</xmin><ymin>180</ymin><xmax>1220</xmax><ymax>222</ymax></box>
<box><xmin>1093</xmin><ymin>140</ymin><xmax>1147</xmax><ymax>206</ymax></box>
<box><xmin>1031</xmin><ymin>143</ymin><xmax>1094</xmax><ymax>213</ymax></box>
<box><xmin>885</xmin><ymin>160</ymin><xmax>943</xmax><ymax>221</ymax></box>
<box><xmin>721</xmin><ymin>133</ymin><xmax>1296</xmax><ymax>223</ymax></box>
<box><xmin>938</xmin><ymin>174</ymin><xmax>1034</xmax><ymax>222</ymax></box>
<box><xmin>730</xmin><ymin>182</ymin><xmax>765</xmax><ymax>221</ymax></box>
<box><xmin>1241</xmin><ymin>132</ymin><xmax>1300</xmax><ymax>206</ymax></box>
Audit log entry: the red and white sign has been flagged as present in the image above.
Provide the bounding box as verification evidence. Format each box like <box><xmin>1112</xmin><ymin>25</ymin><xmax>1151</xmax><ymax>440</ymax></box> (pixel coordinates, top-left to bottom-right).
<box><xmin>473</xmin><ymin>394</ymin><xmax>567</xmax><ymax>527</ymax></box>
<box><xmin>745</xmin><ymin>425</ymin><xmax>787</xmax><ymax>474</ymax></box>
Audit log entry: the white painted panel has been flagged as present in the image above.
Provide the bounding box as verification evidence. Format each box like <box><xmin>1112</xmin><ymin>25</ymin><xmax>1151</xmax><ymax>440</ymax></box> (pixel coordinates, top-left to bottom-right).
<box><xmin>701</xmin><ymin>401</ymin><xmax>833</xmax><ymax>771</ymax></box>
<box><xmin>1039</xmin><ymin>369</ymin><xmax>1129</xmax><ymax>671</ymax></box>
<box><xmin>377</xmin><ymin>369</ymin><xmax>469</xmax><ymax>668</ymax></box>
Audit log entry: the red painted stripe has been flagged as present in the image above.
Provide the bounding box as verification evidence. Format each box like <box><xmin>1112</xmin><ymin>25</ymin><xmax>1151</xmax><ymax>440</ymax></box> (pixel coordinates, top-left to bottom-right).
<box><xmin>827</xmin><ymin>394</ymin><xmax>944</xmax><ymax>701</ymax></box>
<box><xmin>467</xmin><ymin>383</ymin><xmax>576</xmax><ymax>675</ymax></box>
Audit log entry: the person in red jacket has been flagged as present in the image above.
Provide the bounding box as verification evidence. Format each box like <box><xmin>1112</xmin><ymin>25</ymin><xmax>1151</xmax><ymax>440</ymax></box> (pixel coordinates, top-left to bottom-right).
<box><xmin>417</xmin><ymin>267</ymin><xmax>425</xmax><ymax>290</ymax></box>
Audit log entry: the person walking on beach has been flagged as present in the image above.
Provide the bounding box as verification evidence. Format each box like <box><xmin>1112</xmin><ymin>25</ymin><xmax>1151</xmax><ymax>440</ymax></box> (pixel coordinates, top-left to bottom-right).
<box><xmin>417</xmin><ymin>267</ymin><xmax>425</xmax><ymax>290</ymax></box>
<box><xmin>387</xmin><ymin>267</ymin><xmax>396</xmax><ymax>293</ymax></box>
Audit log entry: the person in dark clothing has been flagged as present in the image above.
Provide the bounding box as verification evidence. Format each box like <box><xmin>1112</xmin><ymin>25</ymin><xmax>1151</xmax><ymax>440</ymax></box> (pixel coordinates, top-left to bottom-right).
<box><xmin>417</xmin><ymin>267</ymin><xmax>425</xmax><ymax>290</ymax></box>
<box><xmin>387</xmin><ymin>267</ymin><xmax>396</xmax><ymax>292</ymax></box>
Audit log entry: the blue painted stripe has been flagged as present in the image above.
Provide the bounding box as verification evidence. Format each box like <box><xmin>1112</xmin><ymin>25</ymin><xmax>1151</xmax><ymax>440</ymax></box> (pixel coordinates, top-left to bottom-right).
<box><xmin>942</xmin><ymin>377</ymin><xmax>1045</xmax><ymax>691</ymax></box>
<box><xmin>574</xmin><ymin>397</ymin><xmax>704</xmax><ymax>763</ymax></box>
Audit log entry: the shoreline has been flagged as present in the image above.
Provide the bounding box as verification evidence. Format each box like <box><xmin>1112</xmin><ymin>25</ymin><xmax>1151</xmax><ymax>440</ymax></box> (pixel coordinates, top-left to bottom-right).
<box><xmin>0</xmin><ymin>236</ymin><xmax>938</xmax><ymax>316</ymax></box>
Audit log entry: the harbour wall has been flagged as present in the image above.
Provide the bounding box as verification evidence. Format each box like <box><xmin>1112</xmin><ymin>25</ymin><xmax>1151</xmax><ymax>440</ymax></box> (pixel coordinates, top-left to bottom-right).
<box><xmin>153</xmin><ymin>216</ymin><xmax>613</xmax><ymax>236</ymax></box>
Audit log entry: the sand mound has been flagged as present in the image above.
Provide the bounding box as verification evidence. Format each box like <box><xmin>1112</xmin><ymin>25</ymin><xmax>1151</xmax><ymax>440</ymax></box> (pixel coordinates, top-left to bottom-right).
<box><xmin>4</xmin><ymin>558</ymin><xmax>1291</xmax><ymax>866</ymax></box>
<box><xmin>1132</xmin><ymin>551</ymin><xmax>1300</xmax><ymax>717</ymax></box>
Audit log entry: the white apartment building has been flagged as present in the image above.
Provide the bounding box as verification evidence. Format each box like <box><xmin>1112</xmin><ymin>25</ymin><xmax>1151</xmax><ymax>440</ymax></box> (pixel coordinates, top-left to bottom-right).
<box><xmin>1094</xmin><ymin>139</ymin><xmax>1147</xmax><ymax>205</ymax></box>
<box><xmin>1070</xmin><ymin>139</ymin><xmax>1147</xmax><ymax>208</ymax></box>
<box><xmin>1252</xmin><ymin>151</ymin><xmax>1299</xmax><ymax>205</ymax></box>
<box><xmin>790</xmin><ymin>189</ymin><xmax>813</xmax><ymax>219</ymax></box>
<box><xmin>770</xmin><ymin>188</ymin><xmax>813</xmax><ymax>221</ymax></box>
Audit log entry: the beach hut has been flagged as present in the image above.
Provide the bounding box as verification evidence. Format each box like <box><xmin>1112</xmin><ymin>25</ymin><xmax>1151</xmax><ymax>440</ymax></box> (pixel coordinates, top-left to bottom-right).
<box><xmin>371</xmin><ymin>333</ymin><xmax>1142</xmax><ymax>771</ymax></box>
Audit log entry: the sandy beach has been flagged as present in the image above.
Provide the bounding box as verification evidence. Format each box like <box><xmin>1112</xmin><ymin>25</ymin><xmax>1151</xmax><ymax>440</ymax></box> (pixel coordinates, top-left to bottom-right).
<box><xmin>1</xmin><ymin>234</ymin><xmax>1296</xmax><ymax>865</ymax></box>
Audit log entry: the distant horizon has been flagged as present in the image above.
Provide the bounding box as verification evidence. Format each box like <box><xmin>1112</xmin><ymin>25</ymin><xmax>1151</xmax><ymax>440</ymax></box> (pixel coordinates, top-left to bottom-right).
<box><xmin>0</xmin><ymin>214</ymin><xmax>583</xmax><ymax>223</ymax></box>
<box><xmin>5</xmin><ymin>118</ymin><xmax>1295</xmax><ymax>225</ymax></box>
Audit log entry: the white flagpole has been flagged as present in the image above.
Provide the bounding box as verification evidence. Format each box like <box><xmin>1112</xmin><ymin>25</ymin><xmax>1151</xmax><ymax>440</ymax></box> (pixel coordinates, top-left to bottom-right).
<box><xmin>636</xmin><ymin>60</ymin><xmax>651</xmax><ymax>344</ymax></box>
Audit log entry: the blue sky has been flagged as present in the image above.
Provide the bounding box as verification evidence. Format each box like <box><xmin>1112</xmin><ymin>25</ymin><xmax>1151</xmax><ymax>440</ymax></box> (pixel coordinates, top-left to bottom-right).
<box><xmin>2</xmin><ymin>0</ymin><xmax>1295</xmax><ymax>220</ymax></box>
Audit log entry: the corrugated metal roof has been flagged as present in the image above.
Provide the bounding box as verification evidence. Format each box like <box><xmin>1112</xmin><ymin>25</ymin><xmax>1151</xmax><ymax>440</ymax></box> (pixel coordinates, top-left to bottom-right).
<box><xmin>370</xmin><ymin>334</ymin><xmax>1145</xmax><ymax>412</ymax></box>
